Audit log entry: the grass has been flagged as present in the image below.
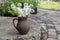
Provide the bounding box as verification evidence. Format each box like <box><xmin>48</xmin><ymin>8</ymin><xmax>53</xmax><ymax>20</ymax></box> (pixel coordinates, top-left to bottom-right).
<box><xmin>39</xmin><ymin>1</ymin><xmax>60</xmax><ymax>10</ymax></box>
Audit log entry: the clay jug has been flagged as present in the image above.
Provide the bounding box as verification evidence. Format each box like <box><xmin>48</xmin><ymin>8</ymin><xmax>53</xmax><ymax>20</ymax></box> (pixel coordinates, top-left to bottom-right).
<box><xmin>13</xmin><ymin>17</ymin><xmax>30</xmax><ymax>35</ymax></box>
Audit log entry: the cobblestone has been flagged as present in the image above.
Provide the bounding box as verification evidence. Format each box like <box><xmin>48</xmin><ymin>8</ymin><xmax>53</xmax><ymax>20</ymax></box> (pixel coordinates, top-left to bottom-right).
<box><xmin>30</xmin><ymin>9</ymin><xmax>60</xmax><ymax>40</ymax></box>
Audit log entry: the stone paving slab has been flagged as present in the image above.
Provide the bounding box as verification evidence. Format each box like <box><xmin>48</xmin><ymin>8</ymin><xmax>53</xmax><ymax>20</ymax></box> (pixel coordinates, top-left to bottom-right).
<box><xmin>30</xmin><ymin>9</ymin><xmax>60</xmax><ymax>40</ymax></box>
<box><xmin>37</xmin><ymin>9</ymin><xmax>60</xmax><ymax>40</ymax></box>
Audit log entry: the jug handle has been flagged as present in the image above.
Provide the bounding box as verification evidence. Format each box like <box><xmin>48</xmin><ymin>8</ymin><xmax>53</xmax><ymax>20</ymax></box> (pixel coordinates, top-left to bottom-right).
<box><xmin>13</xmin><ymin>18</ymin><xmax>18</xmax><ymax>29</ymax></box>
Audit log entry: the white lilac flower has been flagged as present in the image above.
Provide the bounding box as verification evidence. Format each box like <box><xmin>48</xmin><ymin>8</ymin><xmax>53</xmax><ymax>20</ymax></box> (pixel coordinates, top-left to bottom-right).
<box><xmin>29</xmin><ymin>4</ymin><xmax>34</xmax><ymax>8</ymax></box>
<box><xmin>17</xmin><ymin>3</ymin><xmax>22</xmax><ymax>7</ymax></box>
<box><xmin>23</xmin><ymin>3</ymin><xmax>31</xmax><ymax>13</ymax></box>
<box><xmin>17</xmin><ymin>7</ymin><xmax>21</xmax><ymax>14</ymax></box>
<box><xmin>17</xmin><ymin>8</ymin><xmax>27</xmax><ymax>17</ymax></box>
<box><xmin>30</xmin><ymin>9</ymin><xmax>35</xmax><ymax>13</ymax></box>
<box><xmin>26</xmin><ymin>13</ymin><xmax>29</xmax><ymax>15</ymax></box>
<box><xmin>24</xmin><ymin>6</ymin><xmax>28</xmax><ymax>9</ymax></box>
<box><xmin>17</xmin><ymin>7</ymin><xmax>23</xmax><ymax>17</ymax></box>
<box><xmin>24</xmin><ymin>3</ymin><xmax>29</xmax><ymax>9</ymax></box>
<box><xmin>11</xmin><ymin>4</ymin><xmax>16</xmax><ymax>10</ymax></box>
<box><xmin>23</xmin><ymin>8</ymin><xmax>29</xmax><ymax>14</ymax></box>
<box><xmin>16</xmin><ymin>3</ymin><xmax>34</xmax><ymax>17</ymax></box>
<box><xmin>27</xmin><ymin>9</ymin><xmax>31</xmax><ymax>14</ymax></box>
<box><xmin>22</xmin><ymin>9</ymin><xmax>26</xmax><ymax>17</ymax></box>
<box><xmin>23</xmin><ymin>9</ymin><xmax>27</xmax><ymax>15</ymax></box>
<box><xmin>18</xmin><ymin>14</ymin><xmax>22</xmax><ymax>17</ymax></box>
<box><xmin>26</xmin><ymin>10</ymin><xmax>30</xmax><ymax>15</ymax></box>
<box><xmin>24</xmin><ymin>3</ymin><xmax>28</xmax><ymax>7</ymax></box>
<box><xmin>22</xmin><ymin>14</ymin><xmax>26</xmax><ymax>17</ymax></box>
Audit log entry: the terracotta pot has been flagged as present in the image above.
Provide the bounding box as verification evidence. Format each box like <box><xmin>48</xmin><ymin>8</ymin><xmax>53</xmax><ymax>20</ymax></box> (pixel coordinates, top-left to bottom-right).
<box><xmin>13</xmin><ymin>17</ymin><xmax>30</xmax><ymax>35</ymax></box>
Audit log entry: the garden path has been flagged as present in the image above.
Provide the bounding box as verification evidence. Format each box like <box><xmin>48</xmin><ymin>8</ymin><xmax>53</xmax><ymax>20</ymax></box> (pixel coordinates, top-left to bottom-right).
<box><xmin>30</xmin><ymin>8</ymin><xmax>60</xmax><ymax>40</ymax></box>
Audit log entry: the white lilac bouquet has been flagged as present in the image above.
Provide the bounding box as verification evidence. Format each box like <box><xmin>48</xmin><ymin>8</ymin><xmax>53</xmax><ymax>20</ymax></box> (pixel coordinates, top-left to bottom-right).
<box><xmin>10</xmin><ymin>3</ymin><xmax>35</xmax><ymax>17</ymax></box>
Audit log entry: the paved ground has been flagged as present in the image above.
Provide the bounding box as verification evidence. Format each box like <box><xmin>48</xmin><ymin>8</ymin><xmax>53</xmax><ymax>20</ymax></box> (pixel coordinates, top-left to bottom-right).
<box><xmin>30</xmin><ymin>9</ymin><xmax>60</xmax><ymax>40</ymax></box>
<box><xmin>0</xmin><ymin>9</ymin><xmax>60</xmax><ymax>40</ymax></box>
<box><xmin>0</xmin><ymin>17</ymin><xmax>41</xmax><ymax>40</ymax></box>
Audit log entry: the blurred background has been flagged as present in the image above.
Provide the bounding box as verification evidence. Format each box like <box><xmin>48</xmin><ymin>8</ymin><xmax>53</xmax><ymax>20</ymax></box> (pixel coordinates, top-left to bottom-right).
<box><xmin>0</xmin><ymin>0</ymin><xmax>60</xmax><ymax>17</ymax></box>
<box><xmin>39</xmin><ymin>0</ymin><xmax>60</xmax><ymax>10</ymax></box>
<box><xmin>0</xmin><ymin>0</ymin><xmax>60</xmax><ymax>10</ymax></box>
